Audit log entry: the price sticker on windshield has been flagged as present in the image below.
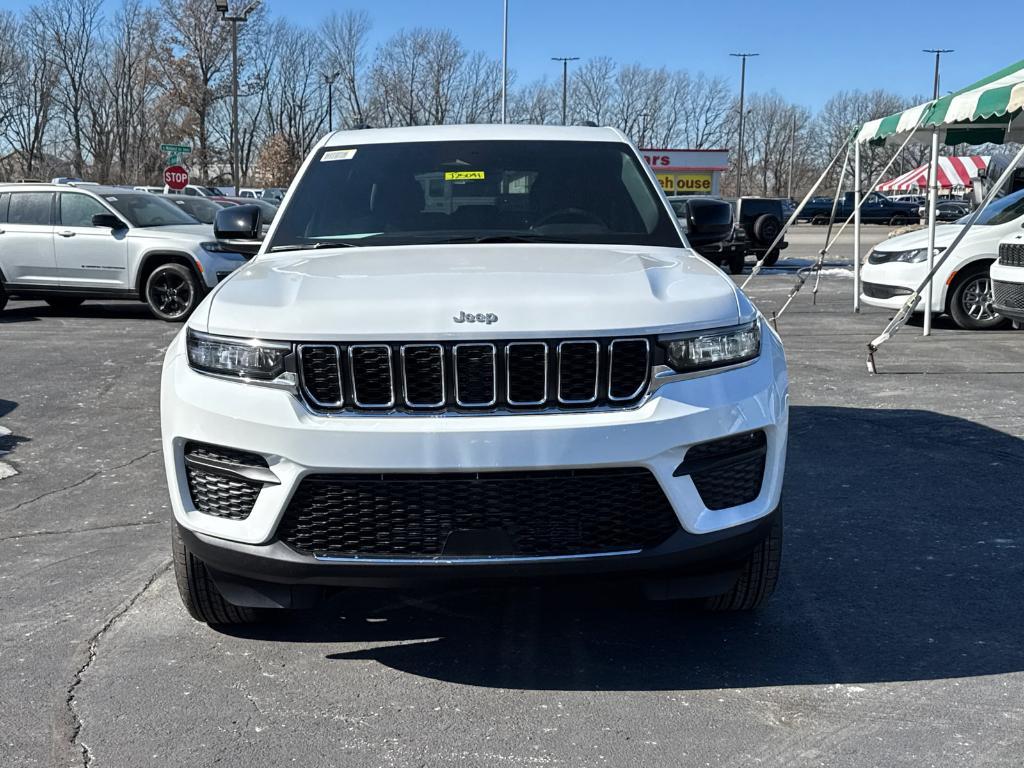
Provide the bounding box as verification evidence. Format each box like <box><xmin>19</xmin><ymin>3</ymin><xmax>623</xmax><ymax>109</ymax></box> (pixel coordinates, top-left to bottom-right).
<box><xmin>444</xmin><ymin>171</ymin><xmax>485</xmax><ymax>181</ymax></box>
<box><xmin>321</xmin><ymin>149</ymin><xmax>357</xmax><ymax>162</ymax></box>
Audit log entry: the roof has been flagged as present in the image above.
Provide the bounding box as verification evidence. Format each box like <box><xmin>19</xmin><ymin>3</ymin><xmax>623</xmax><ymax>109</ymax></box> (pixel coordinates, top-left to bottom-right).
<box><xmin>0</xmin><ymin>182</ymin><xmax>138</xmax><ymax>194</ymax></box>
<box><xmin>856</xmin><ymin>59</ymin><xmax>1024</xmax><ymax>146</ymax></box>
<box><xmin>878</xmin><ymin>156</ymin><xmax>990</xmax><ymax>192</ymax></box>
<box><xmin>323</xmin><ymin>123</ymin><xmax>626</xmax><ymax>147</ymax></box>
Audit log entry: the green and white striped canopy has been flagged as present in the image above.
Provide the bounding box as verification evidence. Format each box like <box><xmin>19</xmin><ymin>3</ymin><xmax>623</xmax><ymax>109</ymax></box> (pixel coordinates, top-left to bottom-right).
<box><xmin>856</xmin><ymin>59</ymin><xmax>1024</xmax><ymax>146</ymax></box>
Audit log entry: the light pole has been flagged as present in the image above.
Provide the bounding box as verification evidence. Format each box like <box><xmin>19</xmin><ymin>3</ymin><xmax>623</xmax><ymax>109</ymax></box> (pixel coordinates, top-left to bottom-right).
<box><xmin>500</xmin><ymin>0</ymin><xmax>509</xmax><ymax>123</ymax></box>
<box><xmin>323</xmin><ymin>71</ymin><xmax>340</xmax><ymax>132</ymax></box>
<box><xmin>730</xmin><ymin>52</ymin><xmax>758</xmax><ymax>198</ymax></box>
<box><xmin>551</xmin><ymin>56</ymin><xmax>579</xmax><ymax>125</ymax></box>
<box><xmin>787</xmin><ymin>108</ymin><xmax>797</xmax><ymax>200</ymax></box>
<box><xmin>214</xmin><ymin>0</ymin><xmax>259</xmax><ymax>196</ymax></box>
<box><xmin>922</xmin><ymin>48</ymin><xmax>953</xmax><ymax>337</ymax></box>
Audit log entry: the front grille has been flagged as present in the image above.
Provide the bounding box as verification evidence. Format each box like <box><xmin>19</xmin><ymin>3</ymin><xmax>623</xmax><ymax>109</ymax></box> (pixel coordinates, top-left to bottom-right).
<box><xmin>993</xmin><ymin>279</ymin><xmax>1024</xmax><ymax>310</ymax></box>
<box><xmin>183</xmin><ymin>442</ymin><xmax>267</xmax><ymax>520</ymax></box>
<box><xmin>276</xmin><ymin>468</ymin><xmax>681</xmax><ymax>558</ymax></box>
<box><xmin>862</xmin><ymin>281</ymin><xmax>913</xmax><ymax>300</ymax></box>
<box><xmin>998</xmin><ymin>242</ymin><xmax>1024</xmax><ymax>267</ymax></box>
<box><xmin>677</xmin><ymin>431</ymin><xmax>767</xmax><ymax>510</ymax></box>
<box><xmin>298</xmin><ymin>338</ymin><xmax>652</xmax><ymax>414</ymax></box>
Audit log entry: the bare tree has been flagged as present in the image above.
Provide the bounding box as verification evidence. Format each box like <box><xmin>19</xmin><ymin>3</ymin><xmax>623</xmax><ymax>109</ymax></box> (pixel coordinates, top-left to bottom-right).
<box><xmin>4</xmin><ymin>19</ymin><xmax>58</xmax><ymax>178</ymax></box>
<box><xmin>323</xmin><ymin>10</ymin><xmax>371</xmax><ymax>127</ymax></box>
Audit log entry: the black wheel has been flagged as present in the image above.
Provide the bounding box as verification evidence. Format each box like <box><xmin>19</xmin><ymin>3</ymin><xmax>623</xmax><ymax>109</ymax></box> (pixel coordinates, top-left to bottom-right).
<box><xmin>948</xmin><ymin>265</ymin><xmax>1009</xmax><ymax>330</ymax></box>
<box><xmin>145</xmin><ymin>263</ymin><xmax>201</xmax><ymax>322</ymax></box>
<box><xmin>752</xmin><ymin>214</ymin><xmax>782</xmax><ymax>245</ymax></box>
<box><xmin>45</xmin><ymin>297</ymin><xmax>85</xmax><ymax>310</ymax></box>
<box><xmin>811</xmin><ymin>214</ymin><xmax>828</xmax><ymax>225</ymax></box>
<box><xmin>703</xmin><ymin>513</ymin><xmax>782</xmax><ymax>612</ymax></box>
<box><xmin>889</xmin><ymin>215</ymin><xmax>905</xmax><ymax>226</ymax></box>
<box><xmin>0</xmin><ymin>282</ymin><xmax>7</xmax><ymax>313</ymax></box>
<box><xmin>760</xmin><ymin>250</ymin><xmax>780</xmax><ymax>268</ymax></box>
<box><xmin>172</xmin><ymin>522</ymin><xmax>258</xmax><ymax>626</ymax></box>
<box><xmin>726</xmin><ymin>251</ymin><xmax>746</xmax><ymax>275</ymax></box>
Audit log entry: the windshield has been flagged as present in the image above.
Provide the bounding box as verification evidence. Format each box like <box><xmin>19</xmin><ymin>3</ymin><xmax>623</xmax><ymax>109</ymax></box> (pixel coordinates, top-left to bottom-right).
<box><xmin>102</xmin><ymin>193</ymin><xmax>198</xmax><ymax>227</ymax></box>
<box><xmin>959</xmin><ymin>187</ymin><xmax>1024</xmax><ymax>225</ymax></box>
<box><xmin>268</xmin><ymin>140</ymin><xmax>681</xmax><ymax>251</ymax></box>
<box><xmin>168</xmin><ymin>196</ymin><xmax>225</xmax><ymax>225</ymax></box>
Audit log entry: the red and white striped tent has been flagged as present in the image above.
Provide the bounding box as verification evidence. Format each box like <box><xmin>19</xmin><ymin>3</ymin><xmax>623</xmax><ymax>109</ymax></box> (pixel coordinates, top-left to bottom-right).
<box><xmin>877</xmin><ymin>155</ymin><xmax>990</xmax><ymax>193</ymax></box>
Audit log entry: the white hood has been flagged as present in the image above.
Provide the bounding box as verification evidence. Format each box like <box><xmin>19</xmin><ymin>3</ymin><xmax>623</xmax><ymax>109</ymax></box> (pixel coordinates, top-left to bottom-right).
<box><xmin>200</xmin><ymin>244</ymin><xmax>745</xmax><ymax>341</ymax></box>
<box><xmin>874</xmin><ymin>224</ymin><xmax>965</xmax><ymax>252</ymax></box>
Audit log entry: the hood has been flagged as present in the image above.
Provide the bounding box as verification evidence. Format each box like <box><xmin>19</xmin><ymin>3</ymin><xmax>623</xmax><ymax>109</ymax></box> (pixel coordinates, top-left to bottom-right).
<box><xmin>130</xmin><ymin>224</ymin><xmax>214</xmax><ymax>243</ymax></box>
<box><xmin>874</xmin><ymin>224</ymin><xmax>966</xmax><ymax>252</ymax></box>
<box><xmin>200</xmin><ymin>244</ymin><xmax>744</xmax><ymax>341</ymax></box>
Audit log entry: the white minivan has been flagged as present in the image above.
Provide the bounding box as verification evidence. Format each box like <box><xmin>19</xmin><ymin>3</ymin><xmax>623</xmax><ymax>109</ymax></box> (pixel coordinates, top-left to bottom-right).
<box><xmin>860</xmin><ymin>187</ymin><xmax>1024</xmax><ymax>329</ymax></box>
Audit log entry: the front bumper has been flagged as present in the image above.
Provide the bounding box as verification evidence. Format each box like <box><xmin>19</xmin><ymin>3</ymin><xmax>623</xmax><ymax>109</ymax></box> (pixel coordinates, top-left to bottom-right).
<box><xmin>859</xmin><ymin>260</ymin><xmax>944</xmax><ymax>312</ymax></box>
<box><xmin>161</xmin><ymin>324</ymin><xmax>788</xmax><ymax>582</ymax></box>
<box><xmin>991</xmin><ymin>262</ymin><xmax>1024</xmax><ymax>322</ymax></box>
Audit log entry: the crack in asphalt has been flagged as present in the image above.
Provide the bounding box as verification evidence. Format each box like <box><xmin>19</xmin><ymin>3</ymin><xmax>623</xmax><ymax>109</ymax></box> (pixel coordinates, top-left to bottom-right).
<box><xmin>55</xmin><ymin>559</ymin><xmax>172</xmax><ymax>768</ymax></box>
<box><xmin>0</xmin><ymin>448</ymin><xmax>162</xmax><ymax>516</ymax></box>
<box><xmin>0</xmin><ymin>519</ymin><xmax>164</xmax><ymax>543</ymax></box>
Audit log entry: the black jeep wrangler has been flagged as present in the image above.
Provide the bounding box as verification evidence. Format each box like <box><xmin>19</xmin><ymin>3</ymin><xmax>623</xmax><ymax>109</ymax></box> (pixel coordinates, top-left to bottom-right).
<box><xmin>668</xmin><ymin>196</ymin><xmax>788</xmax><ymax>274</ymax></box>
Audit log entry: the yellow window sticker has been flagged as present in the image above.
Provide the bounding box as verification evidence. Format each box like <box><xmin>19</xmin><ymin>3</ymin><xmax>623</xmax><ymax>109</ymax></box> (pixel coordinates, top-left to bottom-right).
<box><xmin>444</xmin><ymin>171</ymin><xmax>485</xmax><ymax>181</ymax></box>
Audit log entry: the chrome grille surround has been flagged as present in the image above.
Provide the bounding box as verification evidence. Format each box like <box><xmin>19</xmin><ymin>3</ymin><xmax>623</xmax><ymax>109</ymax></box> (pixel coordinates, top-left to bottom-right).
<box><xmin>296</xmin><ymin>337</ymin><xmax>652</xmax><ymax>415</ymax></box>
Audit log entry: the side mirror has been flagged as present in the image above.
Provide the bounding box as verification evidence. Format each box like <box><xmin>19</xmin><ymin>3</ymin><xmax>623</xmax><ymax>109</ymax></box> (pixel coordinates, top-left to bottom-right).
<box><xmin>685</xmin><ymin>199</ymin><xmax>733</xmax><ymax>246</ymax></box>
<box><xmin>214</xmin><ymin>205</ymin><xmax>263</xmax><ymax>256</ymax></box>
<box><xmin>92</xmin><ymin>212</ymin><xmax>126</xmax><ymax>229</ymax></box>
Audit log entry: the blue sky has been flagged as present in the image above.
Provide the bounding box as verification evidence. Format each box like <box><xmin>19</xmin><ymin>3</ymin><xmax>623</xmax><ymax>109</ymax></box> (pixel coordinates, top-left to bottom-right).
<box><xmin>3</xmin><ymin>0</ymin><xmax>1020</xmax><ymax>110</ymax></box>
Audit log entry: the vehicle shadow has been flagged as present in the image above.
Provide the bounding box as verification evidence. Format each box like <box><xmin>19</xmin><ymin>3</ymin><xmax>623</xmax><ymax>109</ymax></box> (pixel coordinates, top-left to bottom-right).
<box><xmin>0</xmin><ymin>300</ymin><xmax>154</xmax><ymax>324</ymax></box>
<box><xmin>226</xmin><ymin>405</ymin><xmax>1024</xmax><ymax>690</ymax></box>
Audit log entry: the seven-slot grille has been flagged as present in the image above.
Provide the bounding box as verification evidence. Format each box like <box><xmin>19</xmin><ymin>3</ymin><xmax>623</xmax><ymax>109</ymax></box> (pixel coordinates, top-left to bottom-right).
<box><xmin>297</xmin><ymin>338</ymin><xmax>651</xmax><ymax>414</ymax></box>
<box><xmin>998</xmin><ymin>242</ymin><xmax>1024</xmax><ymax>267</ymax></box>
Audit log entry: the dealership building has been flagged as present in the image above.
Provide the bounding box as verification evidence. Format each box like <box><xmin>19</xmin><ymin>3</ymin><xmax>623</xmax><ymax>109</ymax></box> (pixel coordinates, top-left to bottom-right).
<box><xmin>640</xmin><ymin>148</ymin><xmax>729</xmax><ymax>196</ymax></box>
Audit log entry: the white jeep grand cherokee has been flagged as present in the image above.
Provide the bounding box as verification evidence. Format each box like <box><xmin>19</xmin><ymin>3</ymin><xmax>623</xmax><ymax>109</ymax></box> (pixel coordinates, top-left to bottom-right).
<box><xmin>160</xmin><ymin>125</ymin><xmax>789</xmax><ymax>625</ymax></box>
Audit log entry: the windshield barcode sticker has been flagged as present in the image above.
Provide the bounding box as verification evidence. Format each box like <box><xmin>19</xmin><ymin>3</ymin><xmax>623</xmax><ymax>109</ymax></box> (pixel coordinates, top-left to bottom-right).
<box><xmin>444</xmin><ymin>171</ymin><xmax>485</xmax><ymax>181</ymax></box>
<box><xmin>322</xmin><ymin>149</ymin><xmax>357</xmax><ymax>162</ymax></box>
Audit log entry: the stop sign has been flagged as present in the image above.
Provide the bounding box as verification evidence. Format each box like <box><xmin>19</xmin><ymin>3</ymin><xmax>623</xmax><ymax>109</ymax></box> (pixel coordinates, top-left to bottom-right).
<box><xmin>164</xmin><ymin>165</ymin><xmax>189</xmax><ymax>191</ymax></box>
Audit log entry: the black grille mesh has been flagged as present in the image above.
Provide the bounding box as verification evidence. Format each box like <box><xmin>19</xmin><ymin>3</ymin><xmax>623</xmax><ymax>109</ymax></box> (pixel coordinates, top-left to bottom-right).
<box><xmin>558</xmin><ymin>342</ymin><xmax>599</xmax><ymax>402</ymax></box>
<box><xmin>276</xmin><ymin>468</ymin><xmax>680</xmax><ymax>558</ymax></box>
<box><xmin>455</xmin><ymin>344</ymin><xmax>496</xmax><ymax>405</ymax></box>
<box><xmin>608</xmin><ymin>340</ymin><xmax>649</xmax><ymax>400</ymax></box>
<box><xmin>402</xmin><ymin>345</ymin><xmax>444</xmax><ymax>406</ymax></box>
<box><xmin>183</xmin><ymin>442</ymin><xmax>267</xmax><ymax>520</ymax></box>
<box><xmin>684</xmin><ymin>431</ymin><xmax>767</xmax><ymax>511</ymax></box>
<box><xmin>994</xmin><ymin>280</ymin><xmax>1024</xmax><ymax>310</ymax></box>
<box><xmin>350</xmin><ymin>346</ymin><xmax>394</xmax><ymax>406</ymax></box>
<box><xmin>506</xmin><ymin>343</ymin><xmax>547</xmax><ymax>404</ymax></box>
<box><xmin>299</xmin><ymin>345</ymin><xmax>342</xmax><ymax>406</ymax></box>
<box><xmin>998</xmin><ymin>242</ymin><xmax>1024</xmax><ymax>267</ymax></box>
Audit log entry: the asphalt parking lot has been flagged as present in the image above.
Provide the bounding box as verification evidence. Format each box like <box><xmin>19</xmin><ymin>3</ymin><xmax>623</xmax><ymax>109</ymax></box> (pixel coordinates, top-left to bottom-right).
<box><xmin>2</xmin><ymin>225</ymin><xmax>1023</xmax><ymax>767</ymax></box>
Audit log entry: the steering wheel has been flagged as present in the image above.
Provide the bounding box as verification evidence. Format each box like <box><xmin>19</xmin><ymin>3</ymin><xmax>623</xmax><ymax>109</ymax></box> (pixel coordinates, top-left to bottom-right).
<box><xmin>532</xmin><ymin>207</ymin><xmax>607</xmax><ymax>229</ymax></box>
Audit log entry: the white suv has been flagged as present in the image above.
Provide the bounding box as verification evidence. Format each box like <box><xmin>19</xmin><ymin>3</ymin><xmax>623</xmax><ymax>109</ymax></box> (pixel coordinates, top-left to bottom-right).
<box><xmin>0</xmin><ymin>184</ymin><xmax>247</xmax><ymax>320</ymax></box>
<box><xmin>160</xmin><ymin>125</ymin><xmax>789</xmax><ymax>625</ymax></box>
<box><xmin>992</xmin><ymin>230</ymin><xmax>1024</xmax><ymax>323</ymax></box>
<box><xmin>860</xmin><ymin>187</ymin><xmax>1024</xmax><ymax>329</ymax></box>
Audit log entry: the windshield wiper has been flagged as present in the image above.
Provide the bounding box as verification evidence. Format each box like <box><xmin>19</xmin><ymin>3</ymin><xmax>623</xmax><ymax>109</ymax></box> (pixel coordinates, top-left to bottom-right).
<box><xmin>443</xmin><ymin>234</ymin><xmax>575</xmax><ymax>244</ymax></box>
<box><xmin>270</xmin><ymin>240</ymin><xmax>361</xmax><ymax>252</ymax></box>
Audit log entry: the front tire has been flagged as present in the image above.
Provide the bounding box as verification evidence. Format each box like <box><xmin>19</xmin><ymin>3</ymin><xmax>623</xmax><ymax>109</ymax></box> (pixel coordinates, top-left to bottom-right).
<box><xmin>703</xmin><ymin>514</ymin><xmax>782</xmax><ymax>612</ymax></box>
<box><xmin>172</xmin><ymin>522</ymin><xmax>258</xmax><ymax>626</ymax></box>
<box><xmin>145</xmin><ymin>263</ymin><xmax>201</xmax><ymax>322</ymax></box>
<box><xmin>948</xmin><ymin>266</ymin><xmax>1009</xmax><ymax>330</ymax></box>
<box><xmin>0</xmin><ymin>282</ymin><xmax>7</xmax><ymax>313</ymax></box>
<box><xmin>726</xmin><ymin>251</ymin><xmax>746</xmax><ymax>275</ymax></box>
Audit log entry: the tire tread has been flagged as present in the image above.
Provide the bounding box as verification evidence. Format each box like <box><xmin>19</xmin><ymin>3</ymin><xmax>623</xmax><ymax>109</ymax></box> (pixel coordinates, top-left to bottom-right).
<box><xmin>703</xmin><ymin>515</ymin><xmax>782</xmax><ymax>612</ymax></box>
<box><xmin>172</xmin><ymin>523</ymin><xmax>256</xmax><ymax>625</ymax></box>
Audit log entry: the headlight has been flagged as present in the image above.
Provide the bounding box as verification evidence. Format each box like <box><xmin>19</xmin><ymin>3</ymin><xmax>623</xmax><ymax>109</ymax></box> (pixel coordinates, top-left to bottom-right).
<box><xmin>893</xmin><ymin>248</ymin><xmax>929</xmax><ymax>263</ymax></box>
<box><xmin>662</xmin><ymin>320</ymin><xmax>760</xmax><ymax>373</ymax></box>
<box><xmin>201</xmin><ymin>241</ymin><xmax>238</xmax><ymax>254</ymax></box>
<box><xmin>186</xmin><ymin>330</ymin><xmax>289</xmax><ymax>380</ymax></box>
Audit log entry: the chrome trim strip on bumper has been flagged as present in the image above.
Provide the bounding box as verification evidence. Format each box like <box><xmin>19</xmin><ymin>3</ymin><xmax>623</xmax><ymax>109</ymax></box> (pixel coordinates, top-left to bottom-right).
<box><xmin>183</xmin><ymin>454</ymin><xmax>280</xmax><ymax>485</ymax></box>
<box><xmin>313</xmin><ymin>548</ymin><xmax>643</xmax><ymax>565</ymax></box>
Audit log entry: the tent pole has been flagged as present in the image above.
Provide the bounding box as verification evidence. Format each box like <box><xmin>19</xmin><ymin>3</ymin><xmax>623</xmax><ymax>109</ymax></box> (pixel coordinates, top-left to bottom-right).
<box><xmin>853</xmin><ymin>140</ymin><xmax>862</xmax><ymax>312</ymax></box>
<box><xmin>924</xmin><ymin>130</ymin><xmax>940</xmax><ymax>336</ymax></box>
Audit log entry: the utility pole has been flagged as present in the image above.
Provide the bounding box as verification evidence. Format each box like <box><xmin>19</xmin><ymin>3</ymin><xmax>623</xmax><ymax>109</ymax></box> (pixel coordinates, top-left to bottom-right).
<box><xmin>551</xmin><ymin>56</ymin><xmax>579</xmax><ymax>125</ymax></box>
<box><xmin>922</xmin><ymin>48</ymin><xmax>953</xmax><ymax>337</ymax></box>
<box><xmin>787</xmin><ymin>109</ymin><xmax>798</xmax><ymax>200</ymax></box>
<box><xmin>323</xmin><ymin>71</ymin><xmax>340</xmax><ymax>132</ymax></box>
<box><xmin>500</xmin><ymin>0</ymin><xmax>509</xmax><ymax>123</ymax></box>
<box><xmin>215</xmin><ymin>0</ymin><xmax>260</xmax><ymax>196</ymax></box>
<box><xmin>730</xmin><ymin>52</ymin><xmax>758</xmax><ymax>199</ymax></box>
